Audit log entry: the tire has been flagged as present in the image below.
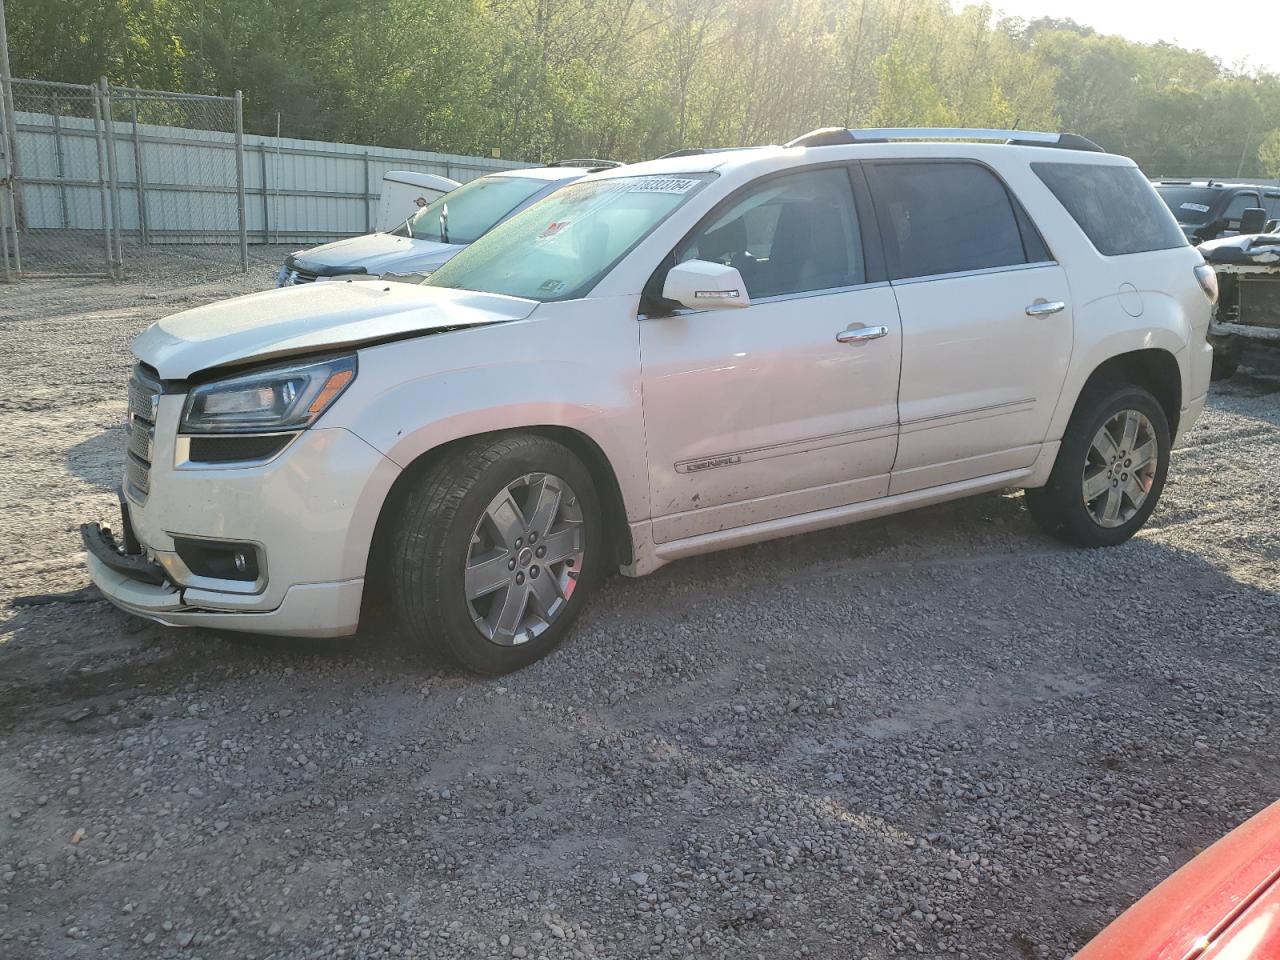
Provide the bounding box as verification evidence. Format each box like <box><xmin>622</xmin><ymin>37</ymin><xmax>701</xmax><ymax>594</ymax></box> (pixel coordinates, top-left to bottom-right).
<box><xmin>1209</xmin><ymin>334</ymin><xmax>1241</xmax><ymax>381</ymax></box>
<box><xmin>1024</xmin><ymin>382</ymin><xmax>1170</xmax><ymax>547</ymax></box>
<box><xmin>1210</xmin><ymin>352</ymin><xmax>1239</xmax><ymax>381</ymax></box>
<box><xmin>389</xmin><ymin>433</ymin><xmax>603</xmax><ymax>675</ymax></box>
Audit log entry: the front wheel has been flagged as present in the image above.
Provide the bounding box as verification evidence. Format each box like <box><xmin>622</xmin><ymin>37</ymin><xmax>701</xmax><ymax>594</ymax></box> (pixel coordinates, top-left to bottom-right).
<box><xmin>389</xmin><ymin>433</ymin><xmax>603</xmax><ymax>674</ymax></box>
<box><xmin>1025</xmin><ymin>384</ymin><xmax>1170</xmax><ymax>547</ymax></box>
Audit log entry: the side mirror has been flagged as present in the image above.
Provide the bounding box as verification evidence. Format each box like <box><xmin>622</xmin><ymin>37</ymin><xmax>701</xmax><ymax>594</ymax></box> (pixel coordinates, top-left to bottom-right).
<box><xmin>662</xmin><ymin>259</ymin><xmax>751</xmax><ymax>310</ymax></box>
<box><xmin>1239</xmin><ymin>207</ymin><xmax>1268</xmax><ymax>235</ymax></box>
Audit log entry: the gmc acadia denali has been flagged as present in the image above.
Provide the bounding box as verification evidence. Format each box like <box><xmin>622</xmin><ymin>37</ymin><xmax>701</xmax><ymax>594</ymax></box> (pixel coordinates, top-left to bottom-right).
<box><xmin>84</xmin><ymin>127</ymin><xmax>1216</xmax><ymax>674</ymax></box>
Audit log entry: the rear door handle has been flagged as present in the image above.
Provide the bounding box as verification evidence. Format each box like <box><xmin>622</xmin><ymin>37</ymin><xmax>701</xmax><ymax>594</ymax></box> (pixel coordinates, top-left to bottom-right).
<box><xmin>1025</xmin><ymin>299</ymin><xmax>1066</xmax><ymax>317</ymax></box>
<box><xmin>836</xmin><ymin>324</ymin><xmax>889</xmax><ymax>344</ymax></box>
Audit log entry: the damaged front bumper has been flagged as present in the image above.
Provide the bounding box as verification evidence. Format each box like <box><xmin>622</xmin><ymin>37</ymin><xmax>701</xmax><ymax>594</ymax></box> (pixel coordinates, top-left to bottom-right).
<box><xmin>82</xmin><ymin>496</ymin><xmax>365</xmax><ymax>638</ymax></box>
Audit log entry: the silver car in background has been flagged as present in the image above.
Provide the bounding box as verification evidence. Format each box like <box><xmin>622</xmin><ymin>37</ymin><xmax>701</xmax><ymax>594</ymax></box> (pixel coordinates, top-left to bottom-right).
<box><xmin>276</xmin><ymin>162</ymin><xmax>620</xmax><ymax>286</ymax></box>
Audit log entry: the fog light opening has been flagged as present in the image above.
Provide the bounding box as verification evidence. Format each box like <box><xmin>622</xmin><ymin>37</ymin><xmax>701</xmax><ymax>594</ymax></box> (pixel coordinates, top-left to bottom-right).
<box><xmin>173</xmin><ymin>537</ymin><xmax>262</xmax><ymax>583</ymax></box>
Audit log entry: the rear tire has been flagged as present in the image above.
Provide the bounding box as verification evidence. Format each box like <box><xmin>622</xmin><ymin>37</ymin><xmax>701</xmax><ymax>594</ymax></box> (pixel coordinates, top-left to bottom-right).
<box><xmin>1210</xmin><ymin>353</ymin><xmax>1239</xmax><ymax>381</ymax></box>
<box><xmin>389</xmin><ymin>433</ymin><xmax>603</xmax><ymax>675</ymax></box>
<box><xmin>1210</xmin><ymin>334</ymin><xmax>1240</xmax><ymax>381</ymax></box>
<box><xmin>1025</xmin><ymin>383</ymin><xmax>1170</xmax><ymax>547</ymax></box>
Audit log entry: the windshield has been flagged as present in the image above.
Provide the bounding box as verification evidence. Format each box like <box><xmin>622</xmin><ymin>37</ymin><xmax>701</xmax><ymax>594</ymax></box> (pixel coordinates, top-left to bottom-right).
<box><xmin>425</xmin><ymin>174</ymin><xmax>715</xmax><ymax>302</ymax></box>
<box><xmin>1154</xmin><ymin>185</ymin><xmax>1220</xmax><ymax>225</ymax></box>
<box><xmin>390</xmin><ymin>175</ymin><xmax>548</xmax><ymax>244</ymax></box>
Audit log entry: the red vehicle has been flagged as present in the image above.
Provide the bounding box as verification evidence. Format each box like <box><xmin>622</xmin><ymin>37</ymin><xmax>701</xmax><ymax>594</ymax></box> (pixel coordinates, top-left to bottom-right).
<box><xmin>1077</xmin><ymin>800</ymin><xmax>1280</xmax><ymax>959</ymax></box>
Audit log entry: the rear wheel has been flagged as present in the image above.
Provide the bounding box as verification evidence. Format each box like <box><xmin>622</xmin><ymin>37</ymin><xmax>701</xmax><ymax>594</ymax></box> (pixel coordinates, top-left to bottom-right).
<box><xmin>390</xmin><ymin>434</ymin><xmax>602</xmax><ymax>674</ymax></box>
<box><xmin>1025</xmin><ymin>383</ymin><xmax>1170</xmax><ymax>547</ymax></box>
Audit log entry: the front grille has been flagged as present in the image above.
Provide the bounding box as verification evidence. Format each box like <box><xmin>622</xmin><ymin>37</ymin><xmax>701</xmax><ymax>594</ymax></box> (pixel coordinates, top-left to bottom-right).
<box><xmin>124</xmin><ymin>364</ymin><xmax>162</xmax><ymax>502</ymax></box>
<box><xmin>285</xmin><ymin>266</ymin><xmax>318</xmax><ymax>285</ymax></box>
<box><xmin>1239</xmin><ymin>275</ymin><xmax>1280</xmax><ymax>330</ymax></box>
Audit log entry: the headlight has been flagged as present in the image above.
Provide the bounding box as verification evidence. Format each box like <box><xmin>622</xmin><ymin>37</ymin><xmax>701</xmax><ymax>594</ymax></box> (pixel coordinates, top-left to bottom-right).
<box><xmin>181</xmin><ymin>355</ymin><xmax>357</xmax><ymax>434</ymax></box>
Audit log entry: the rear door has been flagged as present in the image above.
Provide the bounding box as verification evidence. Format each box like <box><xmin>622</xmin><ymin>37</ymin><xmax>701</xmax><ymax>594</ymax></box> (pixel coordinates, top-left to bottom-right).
<box><xmin>865</xmin><ymin>159</ymin><xmax>1073</xmax><ymax>495</ymax></box>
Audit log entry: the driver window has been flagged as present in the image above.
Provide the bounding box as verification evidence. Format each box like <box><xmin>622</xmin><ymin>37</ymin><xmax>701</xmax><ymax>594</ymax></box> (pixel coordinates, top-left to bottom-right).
<box><xmin>675</xmin><ymin>168</ymin><xmax>864</xmax><ymax>300</ymax></box>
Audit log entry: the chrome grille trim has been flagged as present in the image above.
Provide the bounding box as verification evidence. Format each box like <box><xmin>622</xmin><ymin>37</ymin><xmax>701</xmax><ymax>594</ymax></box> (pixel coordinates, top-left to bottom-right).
<box><xmin>124</xmin><ymin>364</ymin><xmax>162</xmax><ymax>503</ymax></box>
<box><xmin>127</xmin><ymin>419</ymin><xmax>154</xmax><ymax>462</ymax></box>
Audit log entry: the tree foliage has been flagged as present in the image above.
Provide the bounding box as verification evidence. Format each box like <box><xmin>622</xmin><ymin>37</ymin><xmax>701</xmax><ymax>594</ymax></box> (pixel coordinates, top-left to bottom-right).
<box><xmin>7</xmin><ymin>0</ymin><xmax>1279</xmax><ymax>175</ymax></box>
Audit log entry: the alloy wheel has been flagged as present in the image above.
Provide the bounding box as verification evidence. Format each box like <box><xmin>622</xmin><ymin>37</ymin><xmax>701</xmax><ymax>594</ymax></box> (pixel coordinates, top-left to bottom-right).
<box><xmin>463</xmin><ymin>472</ymin><xmax>585</xmax><ymax>645</ymax></box>
<box><xmin>1082</xmin><ymin>409</ymin><xmax>1158</xmax><ymax>528</ymax></box>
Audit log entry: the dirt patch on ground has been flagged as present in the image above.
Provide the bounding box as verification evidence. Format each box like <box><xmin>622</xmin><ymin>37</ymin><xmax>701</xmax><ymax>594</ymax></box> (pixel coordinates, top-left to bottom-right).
<box><xmin>2</xmin><ymin>252</ymin><xmax>1279</xmax><ymax>959</ymax></box>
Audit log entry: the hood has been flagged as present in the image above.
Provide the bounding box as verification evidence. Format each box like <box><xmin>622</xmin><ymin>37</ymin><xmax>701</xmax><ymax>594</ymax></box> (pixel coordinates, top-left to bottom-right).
<box><xmin>1198</xmin><ymin>233</ymin><xmax>1280</xmax><ymax>266</ymax></box>
<box><xmin>134</xmin><ymin>282</ymin><xmax>538</xmax><ymax>380</ymax></box>
<box><xmin>291</xmin><ymin>233</ymin><xmax>467</xmax><ymax>275</ymax></box>
<box><xmin>1075</xmin><ymin>799</ymin><xmax>1280</xmax><ymax>960</ymax></box>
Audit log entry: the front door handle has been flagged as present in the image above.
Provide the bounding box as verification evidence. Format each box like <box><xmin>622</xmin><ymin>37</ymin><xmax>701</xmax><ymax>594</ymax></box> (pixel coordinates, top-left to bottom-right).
<box><xmin>1025</xmin><ymin>299</ymin><xmax>1066</xmax><ymax>317</ymax></box>
<box><xmin>836</xmin><ymin>324</ymin><xmax>889</xmax><ymax>345</ymax></box>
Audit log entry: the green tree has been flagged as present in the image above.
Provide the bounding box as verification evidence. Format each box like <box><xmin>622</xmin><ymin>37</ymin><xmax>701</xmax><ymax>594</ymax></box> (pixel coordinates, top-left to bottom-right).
<box><xmin>1260</xmin><ymin>130</ymin><xmax>1280</xmax><ymax>179</ymax></box>
<box><xmin>6</xmin><ymin>0</ymin><xmax>1280</xmax><ymax>171</ymax></box>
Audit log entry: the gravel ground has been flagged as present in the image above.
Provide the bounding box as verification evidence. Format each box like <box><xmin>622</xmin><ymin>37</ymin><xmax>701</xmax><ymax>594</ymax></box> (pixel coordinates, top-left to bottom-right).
<box><xmin>2</xmin><ymin>252</ymin><xmax>1279</xmax><ymax>960</ymax></box>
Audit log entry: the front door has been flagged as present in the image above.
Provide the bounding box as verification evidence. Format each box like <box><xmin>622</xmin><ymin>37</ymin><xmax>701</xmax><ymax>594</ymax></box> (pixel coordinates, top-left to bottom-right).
<box><xmin>639</xmin><ymin>166</ymin><xmax>902</xmax><ymax>543</ymax></box>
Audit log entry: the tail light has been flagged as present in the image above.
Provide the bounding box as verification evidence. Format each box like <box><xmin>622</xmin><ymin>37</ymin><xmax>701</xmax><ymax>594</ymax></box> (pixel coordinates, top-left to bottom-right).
<box><xmin>1194</xmin><ymin>263</ymin><xmax>1219</xmax><ymax>304</ymax></box>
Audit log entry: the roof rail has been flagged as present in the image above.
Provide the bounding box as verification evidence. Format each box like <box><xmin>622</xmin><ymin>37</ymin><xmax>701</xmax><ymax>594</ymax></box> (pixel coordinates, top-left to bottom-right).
<box><xmin>656</xmin><ymin>147</ymin><xmax>758</xmax><ymax>159</ymax></box>
<box><xmin>785</xmin><ymin>127</ymin><xmax>1105</xmax><ymax>153</ymax></box>
<box><xmin>549</xmin><ymin>158</ymin><xmax>624</xmax><ymax>169</ymax></box>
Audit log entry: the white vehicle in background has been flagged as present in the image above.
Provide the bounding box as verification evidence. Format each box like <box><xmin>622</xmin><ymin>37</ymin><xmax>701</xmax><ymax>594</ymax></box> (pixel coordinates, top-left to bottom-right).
<box><xmin>88</xmin><ymin>128</ymin><xmax>1213</xmax><ymax>676</ymax></box>
<box><xmin>375</xmin><ymin>171</ymin><xmax>459</xmax><ymax>232</ymax></box>
<box><xmin>275</xmin><ymin>161</ymin><xmax>620</xmax><ymax>286</ymax></box>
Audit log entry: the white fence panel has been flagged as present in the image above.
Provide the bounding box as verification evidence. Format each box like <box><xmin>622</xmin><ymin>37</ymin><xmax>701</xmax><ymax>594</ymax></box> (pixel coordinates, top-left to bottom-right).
<box><xmin>245</xmin><ymin>135</ymin><xmax>530</xmax><ymax>243</ymax></box>
<box><xmin>13</xmin><ymin>109</ymin><xmax>530</xmax><ymax>244</ymax></box>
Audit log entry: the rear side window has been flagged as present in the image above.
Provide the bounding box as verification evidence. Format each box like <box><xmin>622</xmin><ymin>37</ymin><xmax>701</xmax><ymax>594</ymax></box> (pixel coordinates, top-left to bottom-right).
<box><xmin>866</xmin><ymin>161</ymin><xmax>1049</xmax><ymax>281</ymax></box>
<box><xmin>1034</xmin><ymin>162</ymin><xmax>1187</xmax><ymax>256</ymax></box>
<box><xmin>1154</xmin><ymin>185</ymin><xmax>1219</xmax><ymax>225</ymax></box>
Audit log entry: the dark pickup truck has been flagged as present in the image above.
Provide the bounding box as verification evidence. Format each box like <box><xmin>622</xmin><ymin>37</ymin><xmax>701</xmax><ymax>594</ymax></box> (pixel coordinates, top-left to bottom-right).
<box><xmin>1154</xmin><ymin>179</ymin><xmax>1280</xmax><ymax>244</ymax></box>
<box><xmin>1199</xmin><ymin>229</ymin><xmax>1280</xmax><ymax>379</ymax></box>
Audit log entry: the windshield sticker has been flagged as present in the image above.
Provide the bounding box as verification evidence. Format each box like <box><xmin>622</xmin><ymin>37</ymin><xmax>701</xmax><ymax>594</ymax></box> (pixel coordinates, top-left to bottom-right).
<box><xmin>538</xmin><ymin>220</ymin><xmax>571</xmax><ymax>239</ymax></box>
<box><xmin>628</xmin><ymin>177</ymin><xmax>700</xmax><ymax>195</ymax></box>
<box><xmin>1180</xmin><ymin>202</ymin><xmax>1212</xmax><ymax>213</ymax></box>
<box><xmin>538</xmin><ymin>279</ymin><xmax>567</xmax><ymax>294</ymax></box>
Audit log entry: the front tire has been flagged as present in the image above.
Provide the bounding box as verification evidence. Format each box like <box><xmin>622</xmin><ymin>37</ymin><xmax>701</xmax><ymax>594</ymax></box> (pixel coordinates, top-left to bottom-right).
<box><xmin>390</xmin><ymin>433</ymin><xmax>603</xmax><ymax>675</ymax></box>
<box><xmin>1025</xmin><ymin>383</ymin><xmax>1170</xmax><ymax>547</ymax></box>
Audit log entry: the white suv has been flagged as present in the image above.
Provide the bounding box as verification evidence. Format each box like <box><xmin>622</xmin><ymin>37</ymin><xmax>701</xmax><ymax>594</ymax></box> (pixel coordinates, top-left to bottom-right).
<box><xmin>84</xmin><ymin>127</ymin><xmax>1216</xmax><ymax>674</ymax></box>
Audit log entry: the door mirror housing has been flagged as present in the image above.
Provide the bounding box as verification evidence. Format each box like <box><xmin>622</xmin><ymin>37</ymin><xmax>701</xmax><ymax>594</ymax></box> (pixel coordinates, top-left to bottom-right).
<box><xmin>1239</xmin><ymin>207</ymin><xmax>1268</xmax><ymax>235</ymax></box>
<box><xmin>662</xmin><ymin>259</ymin><xmax>751</xmax><ymax>310</ymax></box>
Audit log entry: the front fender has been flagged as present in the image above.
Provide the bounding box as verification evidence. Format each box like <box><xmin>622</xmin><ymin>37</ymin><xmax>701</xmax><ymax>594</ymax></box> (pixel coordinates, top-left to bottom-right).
<box><xmin>325</xmin><ymin>299</ymin><xmax>650</xmax><ymax>522</ymax></box>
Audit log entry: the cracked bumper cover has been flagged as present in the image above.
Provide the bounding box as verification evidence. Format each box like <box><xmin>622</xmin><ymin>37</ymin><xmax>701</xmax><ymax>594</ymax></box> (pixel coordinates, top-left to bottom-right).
<box><xmin>83</xmin><ymin>516</ymin><xmax>364</xmax><ymax>637</ymax></box>
<box><xmin>84</xmin><ymin>546</ymin><xmax>365</xmax><ymax>637</ymax></box>
<box><xmin>81</xmin><ymin>425</ymin><xmax>400</xmax><ymax>638</ymax></box>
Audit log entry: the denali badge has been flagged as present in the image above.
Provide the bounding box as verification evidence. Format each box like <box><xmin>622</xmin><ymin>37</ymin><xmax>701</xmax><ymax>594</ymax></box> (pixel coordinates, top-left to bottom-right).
<box><xmin>676</xmin><ymin>453</ymin><xmax>742</xmax><ymax>473</ymax></box>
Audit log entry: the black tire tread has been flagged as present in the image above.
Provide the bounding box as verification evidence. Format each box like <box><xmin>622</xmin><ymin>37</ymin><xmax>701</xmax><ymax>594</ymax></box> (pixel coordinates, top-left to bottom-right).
<box><xmin>389</xmin><ymin>433</ymin><xmax>597</xmax><ymax>674</ymax></box>
<box><xmin>1025</xmin><ymin>379</ymin><xmax>1170</xmax><ymax>548</ymax></box>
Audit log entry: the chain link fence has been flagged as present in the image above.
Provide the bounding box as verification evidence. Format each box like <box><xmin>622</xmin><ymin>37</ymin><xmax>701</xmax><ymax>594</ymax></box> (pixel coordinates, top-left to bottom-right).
<box><xmin>101</xmin><ymin>85</ymin><xmax>247</xmax><ymax>277</ymax></box>
<box><xmin>3</xmin><ymin>78</ymin><xmax>114</xmax><ymax>277</ymax></box>
<box><xmin>0</xmin><ymin>77</ymin><xmax>529</xmax><ymax>283</ymax></box>
<box><xmin>0</xmin><ymin>79</ymin><xmax>247</xmax><ymax>280</ymax></box>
